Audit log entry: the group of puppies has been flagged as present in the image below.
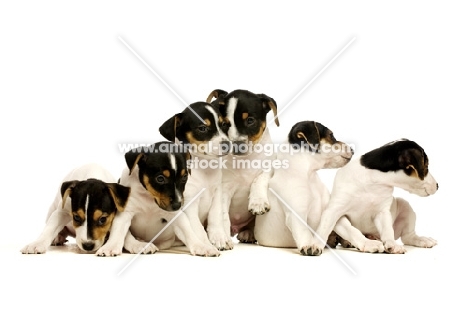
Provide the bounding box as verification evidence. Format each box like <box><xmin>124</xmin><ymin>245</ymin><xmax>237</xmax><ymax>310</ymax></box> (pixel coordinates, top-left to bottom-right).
<box><xmin>21</xmin><ymin>89</ymin><xmax>439</xmax><ymax>256</ymax></box>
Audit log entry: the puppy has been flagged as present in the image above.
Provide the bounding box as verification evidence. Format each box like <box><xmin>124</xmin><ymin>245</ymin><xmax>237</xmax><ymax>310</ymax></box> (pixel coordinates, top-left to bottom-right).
<box><xmin>207</xmin><ymin>89</ymin><xmax>280</xmax><ymax>243</ymax></box>
<box><xmin>254</xmin><ymin>121</ymin><xmax>379</xmax><ymax>255</ymax></box>
<box><xmin>21</xmin><ymin>163</ymin><xmax>130</xmax><ymax>254</ymax></box>
<box><xmin>307</xmin><ymin>139</ymin><xmax>439</xmax><ymax>255</ymax></box>
<box><xmin>96</xmin><ymin>141</ymin><xmax>218</xmax><ymax>256</ymax></box>
<box><xmin>159</xmin><ymin>102</ymin><xmax>231</xmax><ymax>251</ymax></box>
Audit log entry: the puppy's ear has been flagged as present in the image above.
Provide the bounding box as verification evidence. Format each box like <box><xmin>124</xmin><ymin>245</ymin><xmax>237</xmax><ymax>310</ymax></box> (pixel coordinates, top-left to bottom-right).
<box><xmin>125</xmin><ymin>151</ymin><xmax>146</xmax><ymax>175</ymax></box>
<box><xmin>106</xmin><ymin>183</ymin><xmax>131</xmax><ymax>212</ymax></box>
<box><xmin>398</xmin><ymin>149</ymin><xmax>425</xmax><ymax>180</ymax></box>
<box><xmin>206</xmin><ymin>89</ymin><xmax>228</xmax><ymax>103</ymax></box>
<box><xmin>289</xmin><ymin>121</ymin><xmax>321</xmax><ymax>151</ymax></box>
<box><xmin>60</xmin><ymin>180</ymin><xmax>79</xmax><ymax>209</ymax></box>
<box><xmin>159</xmin><ymin>113</ymin><xmax>183</xmax><ymax>142</ymax></box>
<box><xmin>257</xmin><ymin>93</ymin><xmax>279</xmax><ymax>126</ymax></box>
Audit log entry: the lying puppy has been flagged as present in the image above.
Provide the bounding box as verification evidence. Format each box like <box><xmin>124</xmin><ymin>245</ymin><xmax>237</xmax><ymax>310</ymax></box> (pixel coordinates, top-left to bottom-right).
<box><xmin>21</xmin><ymin>163</ymin><xmax>130</xmax><ymax>254</ymax></box>
<box><xmin>159</xmin><ymin>102</ymin><xmax>231</xmax><ymax>251</ymax></box>
<box><xmin>254</xmin><ymin>121</ymin><xmax>379</xmax><ymax>255</ymax></box>
<box><xmin>207</xmin><ymin>89</ymin><xmax>280</xmax><ymax>243</ymax></box>
<box><xmin>308</xmin><ymin>139</ymin><xmax>439</xmax><ymax>255</ymax></box>
<box><xmin>96</xmin><ymin>141</ymin><xmax>219</xmax><ymax>256</ymax></box>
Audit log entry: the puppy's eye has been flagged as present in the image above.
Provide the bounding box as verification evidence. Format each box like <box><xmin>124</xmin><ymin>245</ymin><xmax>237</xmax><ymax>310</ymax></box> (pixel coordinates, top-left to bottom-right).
<box><xmin>98</xmin><ymin>216</ymin><xmax>107</xmax><ymax>226</ymax></box>
<box><xmin>73</xmin><ymin>215</ymin><xmax>83</xmax><ymax>225</ymax></box>
<box><xmin>181</xmin><ymin>174</ymin><xmax>188</xmax><ymax>183</ymax></box>
<box><xmin>156</xmin><ymin>175</ymin><xmax>167</xmax><ymax>184</ymax></box>
<box><xmin>198</xmin><ymin>125</ymin><xmax>208</xmax><ymax>133</ymax></box>
<box><xmin>220</xmin><ymin>122</ymin><xmax>230</xmax><ymax>130</ymax></box>
<box><xmin>246</xmin><ymin>117</ymin><xmax>256</xmax><ymax>126</ymax></box>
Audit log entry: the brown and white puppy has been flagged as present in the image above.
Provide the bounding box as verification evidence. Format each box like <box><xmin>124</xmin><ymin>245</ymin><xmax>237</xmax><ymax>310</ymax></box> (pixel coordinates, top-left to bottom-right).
<box><xmin>254</xmin><ymin>121</ymin><xmax>375</xmax><ymax>255</ymax></box>
<box><xmin>159</xmin><ymin>102</ymin><xmax>230</xmax><ymax>252</ymax></box>
<box><xmin>307</xmin><ymin>139</ymin><xmax>439</xmax><ymax>255</ymax></box>
<box><xmin>21</xmin><ymin>163</ymin><xmax>130</xmax><ymax>254</ymax></box>
<box><xmin>207</xmin><ymin>89</ymin><xmax>280</xmax><ymax>244</ymax></box>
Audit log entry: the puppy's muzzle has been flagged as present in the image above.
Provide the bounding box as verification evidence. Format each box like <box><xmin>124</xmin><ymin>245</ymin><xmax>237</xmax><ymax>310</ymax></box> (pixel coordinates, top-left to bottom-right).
<box><xmin>81</xmin><ymin>241</ymin><xmax>96</xmax><ymax>251</ymax></box>
<box><xmin>231</xmin><ymin>141</ymin><xmax>251</xmax><ymax>156</ymax></box>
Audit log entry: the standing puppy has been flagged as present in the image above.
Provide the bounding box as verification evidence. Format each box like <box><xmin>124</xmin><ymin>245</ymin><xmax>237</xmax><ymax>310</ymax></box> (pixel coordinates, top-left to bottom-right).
<box><xmin>207</xmin><ymin>89</ymin><xmax>280</xmax><ymax>243</ymax></box>
<box><xmin>307</xmin><ymin>139</ymin><xmax>439</xmax><ymax>255</ymax></box>
<box><xmin>254</xmin><ymin>121</ymin><xmax>380</xmax><ymax>255</ymax></box>
<box><xmin>159</xmin><ymin>102</ymin><xmax>231</xmax><ymax>251</ymax></box>
<box><xmin>21</xmin><ymin>163</ymin><xmax>130</xmax><ymax>254</ymax></box>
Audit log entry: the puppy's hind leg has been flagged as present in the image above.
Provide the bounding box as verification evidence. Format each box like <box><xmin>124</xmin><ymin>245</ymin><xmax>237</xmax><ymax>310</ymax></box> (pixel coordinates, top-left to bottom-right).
<box><xmin>236</xmin><ymin>218</ymin><xmax>256</xmax><ymax>243</ymax></box>
<box><xmin>395</xmin><ymin>197</ymin><xmax>437</xmax><ymax>248</ymax></box>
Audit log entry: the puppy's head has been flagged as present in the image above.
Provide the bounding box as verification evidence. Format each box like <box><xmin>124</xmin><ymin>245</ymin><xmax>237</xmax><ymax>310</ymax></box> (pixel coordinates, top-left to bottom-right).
<box><xmin>360</xmin><ymin>139</ymin><xmax>438</xmax><ymax>196</ymax></box>
<box><xmin>125</xmin><ymin>141</ymin><xmax>189</xmax><ymax>211</ymax></box>
<box><xmin>60</xmin><ymin>179</ymin><xmax>130</xmax><ymax>252</ymax></box>
<box><xmin>288</xmin><ymin>121</ymin><xmax>353</xmax><ymax>168</ymax></box>
<box><xmin>159</xmin><ymin>102</ymin><xmax>230</xmax><ymax>157</ymax></box>
<box><xmin>208</xmin><ymin>89</ymin><xmax>279</xmax><ymax>155</ymax></box>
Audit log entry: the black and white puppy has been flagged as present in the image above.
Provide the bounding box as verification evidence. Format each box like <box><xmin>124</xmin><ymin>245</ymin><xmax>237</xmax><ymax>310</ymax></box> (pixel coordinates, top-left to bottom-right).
<box><xmin>21</xmin><ymin>163</ymin><xmax>130</xmax><ymax>254</ymax></box>
<box><xmin>308</xmin><ymin>139</ymin><xmax>439</xmax><ymax>255</ymax></box>
<box><xmin>207</xmin><ymin>89</ymin><xmax>280</xmax><ymax>243</ymax></box>
<box><xmin>254</xmin><ymin>121</ymin><xmax>377</xmax><ymax>255</ymax></box>
<box><xmin>159</xmin><ymin>102</ymin><xmax>230</xmax><ymax>252</ymax></box>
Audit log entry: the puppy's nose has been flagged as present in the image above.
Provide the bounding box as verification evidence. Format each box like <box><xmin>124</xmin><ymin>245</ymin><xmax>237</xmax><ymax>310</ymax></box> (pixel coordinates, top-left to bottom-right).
<box><xmin>82</xmin><ymin>242</ymin><xmax>95</xmax><ymax>251</ymax></box>
<box><xmin>436</xmin><ymin>183</ymin><xmax>439</xmax><ymax>190</ymax></box>
<box><xmin>219</xmin><ymin>140</ymin><xmax>231</xmax><ymax>155</ymax></box>
<box><xmin>232</xmin><ymin>141</ymin><xmax>249</xmax><ymax>155</ymax></box>
<box><xmin>171</xmin><ymin>202</ymin><xmax>182</xmax><ymax>211</ymax></box>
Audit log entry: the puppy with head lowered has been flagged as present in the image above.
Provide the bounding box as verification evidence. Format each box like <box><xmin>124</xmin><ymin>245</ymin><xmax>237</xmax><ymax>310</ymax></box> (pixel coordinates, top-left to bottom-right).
<box><xmin>21</xmin><ymin>163</ymin><xmax>130</xmax><ymax>254</ymax></box>
<box><xmin>159</xmin><ymin>102</ymin><xmax>230</xmax><ymax>252</ymax></box>
<box><xmin>254</xmin><ymin>121</ymin><xmax>381</xmax><ymax>255</ymax></box>
<box><xmin>306</xmin><ymin>139</ymin><xmax>438</xmax><ymax>255</ymax></box>
<box><xmin>96</xmin><ymin>141</ymin><xmax>219</xmax><ymax>256</ymax></box>
<box><xmin>207</xmin><ymin>89</ymin><xmax>280</xmax><ymax>244</ymax></box>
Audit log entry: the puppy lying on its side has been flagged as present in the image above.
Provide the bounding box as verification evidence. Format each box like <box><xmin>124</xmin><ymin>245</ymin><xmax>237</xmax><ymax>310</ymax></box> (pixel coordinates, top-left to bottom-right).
<box><xmin>21</xmin><ymin>163</ymin><xmax>130</xmax><ymax>254</ymax></box>
<box><xmin>307</xmin><ymin>139</ymin><xmax>438</xmax><ymax>255</ymax></box>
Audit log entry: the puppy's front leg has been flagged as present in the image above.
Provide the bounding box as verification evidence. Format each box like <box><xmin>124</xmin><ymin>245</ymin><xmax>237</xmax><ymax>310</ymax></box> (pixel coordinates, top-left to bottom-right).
<box><xmin>374</xmin><ymin>204</ymin><xmax>406</xmax><ymax>254</ymax></box>
<box><xmin>207</xmin><ymin>185</ymin><xmax>233</xmax><ymax>250</ymax></box>
<box><xmin>96</xmin><ymin>211</ymin><xmax>133</xmax><ymax>256</ymax></box>
<box><xmin>333</xmin><ymin>217</ymin><xmax>384</xmax><ymax>253</ymax></box>
<box><xmin>248</xmin><ymin>170</ymin><xmax>273</xmax><ymax>215</ymax></box>
<box><xmin>21</xmin><ymin>209</ymin><xmax>71</xmax><ymax>254</ymax></box>
<box><xmin>123</xmin><ymin>231</ymin><xmax>159</xmax><ymax>254</ymax></box>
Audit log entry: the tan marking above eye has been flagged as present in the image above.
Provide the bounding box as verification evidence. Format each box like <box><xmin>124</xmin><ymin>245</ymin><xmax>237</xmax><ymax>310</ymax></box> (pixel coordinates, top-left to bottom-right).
<box><xmin>242</xmin><ymin>112</ymin><xmax>248</xmax><ymax>120</ymax></box>
<box><xmin>76</xmin><ymin>209</ymin><xmax>85</xmax><ymax>220</ymax></box>
<box><xmin>180</xmin><ymin>168</ymin><xmax>186</xmax><ymax>176</ymax></box>
<box><xmin>93</xmin><ymin>210</ymin><xmax>103</xmax><ymax>221</ymax></box>
<box><xmin>204</xmin><ymin>118</ymin><xmax>211</xmax><ymax>126</ymax></box>
<box><xmin>91</xmin><ymin>213</ymin><xmax>115</xmax><ymax>240</ymax></box>
<box><xmin>163</xmin><ymin>170</ymin><xmax>171</xmax><ymax>178</ymax></box>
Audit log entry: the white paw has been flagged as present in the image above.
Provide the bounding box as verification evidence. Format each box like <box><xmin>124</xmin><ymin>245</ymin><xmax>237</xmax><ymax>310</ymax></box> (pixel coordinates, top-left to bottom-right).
<box><xmin>408</xmin><ymin>236</ymin><xmax>438</xmax><ymax>248</ymax></box>
<box><xmin>124</xmin><ymin>240</ymin><xmax>159</xmax><ymax>254</ymax></box>
<box><xmin>208</xmin><ymin>231</ymin><xmax>234</xmax><ymax>250</ymax></box>
<box><xmin>384</xmin><ymin>240</ymin><xmax>406</xmax><ymax>254</ymax></box>
<box><xmin>189</xmin><ymin>243</ymin><xmax>220</xmax><ymax>257</ymax></box>
<box><xmin>299</xmin><ymin>244</ymin><xmax>323</xmax><ymax>256</ymax></box>
<box><xmin>359</xmin><ymin>240</ymin><xmax>385</xmax><ymax>253</ymax></box>
<box><xmin>95</xmin><ymin>244</ymin><xmax>123</xmax><ymax>257</ymax></box>
<box><xmin>21</xmin><ymin>241</ymin><xmax>48</xmax><ymax>254</ymax></box>
<box><xmin>248</xmin><ymin>196</ymin><xmax>270</xmax><ymax>215</ymax></box>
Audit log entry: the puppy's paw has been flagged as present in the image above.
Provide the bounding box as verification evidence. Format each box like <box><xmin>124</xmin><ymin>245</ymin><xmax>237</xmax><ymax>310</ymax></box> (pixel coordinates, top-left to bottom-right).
<box><xmin>359</xmin><ymin>240</ymin><xmax>385</xmax><ymax>253</ymax></box>
<box><xmin>95</xmin><ymin>244</ymin><xmax>123</xmax><ymax>257</ymax></box>
<box><xmin>299</xmin><ymin>245</ymin><xmax>323</xmax><ymax>256</ymax></box>
<box><xmin>248</xmin><ymin>197</ymin><xmax>270</xmax><ymax>215</ymax></box>
<box><xmin>21</xmin><ymin>242</ymin><xmax>48</xmax><ymax>254</ymax></box>
<box><xmin>383</xmin><ymin>240</ymin><xmax>406</xmax><ymax>254</ymax></box>
<box><xmin>208</xmin><ymin>231</ymin><xmax>234</xmax><ymax>251</ymax></box>
<box><xmin>237</xmin><ymin>229</ymin><xmax>256</xmax><ymax>243</ymax></box>
<box><xmin>51</xmin><ymin>235</ymin><xmax>68</xmax><ymax>246</ymax></box>
<box><xmin>189</xmin><ymin>243</ymin><xmax>220</xmax><ymax>257</ymax></box>
<box><xmin>409</xmin><ymin>236</ymin><xmax>438</xmax><ymax>248</ymax></box>
<box><xmin>125</xmin><ymin>240</ymin><xmax>159</xmax><ymax>254</ymax></box>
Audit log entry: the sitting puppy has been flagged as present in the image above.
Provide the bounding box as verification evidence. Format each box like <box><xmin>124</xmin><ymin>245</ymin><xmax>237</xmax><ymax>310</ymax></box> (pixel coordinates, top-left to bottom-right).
<box><xmin>21</xmin><ymin>163</ymin><xmax>130</xmax><ymax>254</ymax></box>
<box><xmin>159</xmin><ymin>102</ymin><xmax>231</xmax><ymax>251</ymax></box>
<box><xmin>307</xmin><ymin>139</ymin><xmax>439</xmax><ymax>255</ymax></box>
<box><xmin>254</xmin><ymin>121</ymin><xmax>381</xmax><ymax>255</ymax></box>
<box><xmin>207</xmin><ymin>89</ymin><xmax>280</xmax><ymax>244</ymax></box>
<box><xmin>96</xmin><ymin>141</ymin><xmax>219</xmax><ymax>257</ymax></box>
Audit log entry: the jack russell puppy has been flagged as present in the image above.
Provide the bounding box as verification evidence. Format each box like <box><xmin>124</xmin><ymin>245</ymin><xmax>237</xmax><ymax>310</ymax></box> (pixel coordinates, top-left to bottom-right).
<box><xmin>207</xmin><ymin>89</ymin><xmax>280</xmax><ymax>244</ymax></box>
<box><xmin>254</xmin><ymin>121</ymin><xmax>382</xmax><ymax>255</ymax></box>
<box><xmin>21</xmin><ymin>163</ymin><xmax>130</xmax><ymax>254</ymax></box>
<box><xmin>306</xmin><ymin>139</ymin><xmax>438</xmax><ymax>255</ymax></box>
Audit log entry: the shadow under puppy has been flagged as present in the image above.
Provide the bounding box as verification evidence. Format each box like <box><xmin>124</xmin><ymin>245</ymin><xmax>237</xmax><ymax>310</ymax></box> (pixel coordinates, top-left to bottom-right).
<box><xmin>96</xmin><ymin>141</ymin><xmax>219</xmax><ymax>257</ymax></box>
<box><xmin>207</xmin><ymin>89</ymin><xmax>280</xmax><ymax>244</ymax></box>
<box><xmin>159</xmin><ymin>101</ymin><xmax>231</xmax><ymax>252</ymax></box>
<box><xmin>21</xmin><ymin>163</ymin><xmax>130</xmax><ymax>254</ymax></box>
<box><xmin>255</xmin><ymin>121</ymin><xmax>382</xmax><ymax>255</ymax></box>
<box><xmin>306</xmin><ymin>139</ymin><xmax>439</xmax><ymax>255</ymax></box>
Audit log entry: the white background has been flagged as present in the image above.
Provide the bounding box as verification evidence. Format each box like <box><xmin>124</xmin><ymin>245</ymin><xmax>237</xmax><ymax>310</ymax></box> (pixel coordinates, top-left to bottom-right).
<box><xmin>1</xmin><ymin>1</ymin><xmax>466</xmax><ymax>310</ymax></box>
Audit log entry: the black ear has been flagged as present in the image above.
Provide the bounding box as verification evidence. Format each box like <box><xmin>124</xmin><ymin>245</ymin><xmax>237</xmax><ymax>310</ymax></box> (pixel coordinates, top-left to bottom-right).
<box><xmin>257</xmin><ymin>93</ymin><xmax>279</xmax><ymax>126</ymax></box>
<box><xmin>159</xmin><ymin>113</ymin><xmax>183</xmax><ymax>142</ymax></box>
<box><xmin>398</xmin><ymin>149</ymin><xmax>425</xmax><ymax>179</ymax></box>
<box><xmin>106</xmin><ymin>183</ymin><xmax>131</xmax><ymax>212</ymax></box>
<box><xmin>60</xmin><ymin>180</ymin><xmax>79</xmax><ymax>209</ymax></box>
<box><xmin>206</xmin><ymin>89</ymin><xmax>228</xmax><ymax>103</ymax></box>
<box><xmin>288</xmin><ymin>121</ymin><xmax>321</xmax><ymax>151</ymax></box>
<box><xmin>125</xmin><ymin>151</ymin><xmax>146</xmax><ymax>175</ymax></box>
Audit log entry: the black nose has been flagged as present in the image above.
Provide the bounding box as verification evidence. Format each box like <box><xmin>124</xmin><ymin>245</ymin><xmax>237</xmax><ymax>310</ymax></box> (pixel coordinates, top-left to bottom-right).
<box><xmin>436</xmin><ymin>183</ymin><xmax>439</xmax><ymax>190</ymax></box>
<box><xmin>232</xmin><ymin>141</ymin><xmax>249</xmax><ymax>155</ymax></box>
<box><xmin>171</xmin><ymin>202</ymin><xmax>182</xmax><ymax>210</ymax></box>
<box><xmin>220</xmin><ymin>141</ymin><xmax>231</xmax><ymax>154</ymax></box>
<box><xmin>82</xmin><ymin>242</ymin><xmax>95</xmax><ymax>251</ymax></box>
